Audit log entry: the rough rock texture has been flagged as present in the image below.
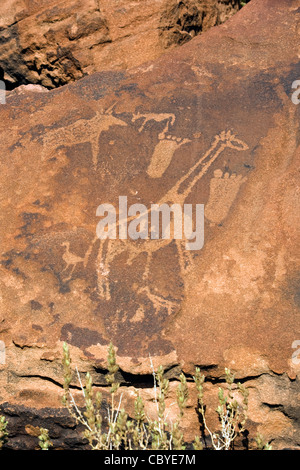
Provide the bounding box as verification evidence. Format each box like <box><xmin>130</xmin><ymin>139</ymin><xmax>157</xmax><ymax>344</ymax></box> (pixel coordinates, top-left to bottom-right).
<box><xmin>159</xmin><ymin>0</ymin><xmax>240</xmax><ymax>48</ymax></box>
<box><xmin>0</xmin><ymin>0</ymin><xmax>242</xmax><ymax>89</ymax></box>
<box><xmin>0</xmin><ymin>0</ymin><xmax>299</xmax><ymax>450</ymax></box>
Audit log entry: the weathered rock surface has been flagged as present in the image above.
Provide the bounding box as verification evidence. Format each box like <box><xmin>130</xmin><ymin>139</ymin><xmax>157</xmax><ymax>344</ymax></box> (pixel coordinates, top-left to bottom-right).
<box><xmin>0</xmin><ymin>0</ymin><xmax>242</xmax><ymax>89</ymax></box>
<box><xmin>0</xmin><ymin>0</ymin><xmax>299</xmax><ymax>450</ymax></box>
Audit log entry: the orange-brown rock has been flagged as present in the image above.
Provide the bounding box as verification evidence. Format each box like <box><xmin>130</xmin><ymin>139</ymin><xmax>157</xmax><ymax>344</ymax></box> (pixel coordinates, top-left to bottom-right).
<box><xmin>0</xmin><ymin>0</ymin><xmax>299</xmax><ymax>450</ymax></box>
<box><xmin>0</xmin><ymin>0</ymin><xmax>242</xmax><ymax>89</ymax></box>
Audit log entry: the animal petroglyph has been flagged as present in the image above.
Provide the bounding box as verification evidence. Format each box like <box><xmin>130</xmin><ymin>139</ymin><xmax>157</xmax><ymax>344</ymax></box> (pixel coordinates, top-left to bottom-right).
<box><xmin>61</xmin><ymin>237</ymin><xmax>96</xmax><ymax>281</ymax></box>
<box><xmin>205</xmin><ymin>169</ymin><xmax>247</xmax><ymax>225</ymax></box>
<box><xmin>131</xmin><ymin>111</ymin><xmax>190</xmax><ymax>178</ymax></box>
<box><xmin>42</xmin><ymin>105</ymin><xmax>127</xmax><ymax>169</ymax></box>
<box><xmin>132</xmin><ymin>111</ymin><xmax>176</xmax><ymax>137</ymax></box>
<box><xmin>96</xmin><ymin>130</ymin><xmax>249</xmax><ymax>312</ymax></box>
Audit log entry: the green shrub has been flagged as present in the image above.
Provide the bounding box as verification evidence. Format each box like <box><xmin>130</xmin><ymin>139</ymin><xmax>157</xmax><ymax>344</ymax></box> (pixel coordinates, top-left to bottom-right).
<box><xmin>194</xmin><ymin>367</ymin><xmax>249</xmax><ymax>450</ymax></box>
<box><xmin>240</xmin><ymin>0</ymin><xmax>251</xmax><ymax>6</ymax></box>
<box><xmin>61</xmin><ymin>342</ymin><xmax>271</xmax><ymax>451</ymax></box>
<box><xmin>62</xmin><ymin>342</ymin><xmax>187</xmax><ymax>450</ymax></box>
<box><xmin>0</xmin><ymin>415</ymin><xmax>8</xmax><ymax>449</ymax></box>
<box><xmin>255</xmin><ymin>433</ymin><xmax>272</xmax><ymax>450</ymax></box>
<box><xmin>38</xmin><ymin>427</ymin><xmax>53</xmax><ymax>450</ymax></box>
<box><xmin>0</xmin><ymin>340</ymin><xmax>272</xmax><ymax>450</ymax></box>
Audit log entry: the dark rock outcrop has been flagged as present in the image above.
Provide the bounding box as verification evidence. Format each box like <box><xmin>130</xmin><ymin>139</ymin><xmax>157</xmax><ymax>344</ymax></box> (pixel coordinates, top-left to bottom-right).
<box><xmin>0</xmin><ymin>0</ymin><xmax>244</xmax><ymax>89</ymax></box>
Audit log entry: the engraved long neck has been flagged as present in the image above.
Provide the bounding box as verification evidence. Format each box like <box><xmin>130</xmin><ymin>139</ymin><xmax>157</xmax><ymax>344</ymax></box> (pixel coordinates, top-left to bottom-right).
<box><xmin>160</xmin><ymin>138</ymin><xmax>228</xmax><ymax>205</ymax></box>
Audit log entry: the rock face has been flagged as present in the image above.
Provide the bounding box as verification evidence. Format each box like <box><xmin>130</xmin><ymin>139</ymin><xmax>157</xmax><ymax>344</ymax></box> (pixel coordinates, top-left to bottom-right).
<box><xmin>0</xmin><ymin>0</ymin><xmax>242</xmax><ymax>89</ymax></box>
<box><xmin>159</xmin><ymin>0</ymin><xmax>240</xmax><ymax>48</ymax></box>
<box><xmin>0</xmin><ymin>0</ymin><xmax>299</xmax><ymax>450</ymax></box>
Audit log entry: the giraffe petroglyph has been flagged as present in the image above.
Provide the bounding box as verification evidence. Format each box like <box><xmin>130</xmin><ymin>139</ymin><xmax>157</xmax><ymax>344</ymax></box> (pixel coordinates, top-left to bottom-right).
<box><xmin>96</xmin><ymin>130</ymin><xmax>249</xmax><ymax>312</ymax></box>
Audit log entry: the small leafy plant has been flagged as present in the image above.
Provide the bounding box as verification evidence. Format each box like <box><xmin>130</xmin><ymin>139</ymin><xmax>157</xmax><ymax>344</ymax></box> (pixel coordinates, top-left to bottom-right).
<box><xmin>240</xmin><ymin>0</ymin><xmax>251</xmax><ymax>6</ymax></box>
<box><xmin>194</xmin><ymin>367</ymin><xmax>249</xmax><ymax>450</ymax></box>
<box><xmin>255</xmin><ymin>432</ymin><xmax>272</xmax><ymax>450</ymax></box>
<box><xmin>61</xmin><ymin>342</ymin><xmax>188</xmax><ymax>450</ymax></box>
<box><xmin>38</xmin><ymin>428</ymin><xmax>53</xmax><ymax>450</ymax></box>
<box><xmin>0</xmin><ymin>415</ymin><xmax>8</xmax><ymax>449</ymax></box>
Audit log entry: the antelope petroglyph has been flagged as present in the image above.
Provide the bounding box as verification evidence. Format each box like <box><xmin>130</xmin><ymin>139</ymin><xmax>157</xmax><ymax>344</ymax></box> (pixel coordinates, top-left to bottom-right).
<box><xmin>131</xmin><ymin>111</ymin><xmax>189</xmax><ymax>178</ymax></box>
<box><xmin>132</xmin><ymin>111</ymin><xmax>176</xmax><ymax>137</ymax></box>
<box><xmin>42</xmin><ymin>103</ymin><xmax>127</xmax><ymax>169</ymax></box>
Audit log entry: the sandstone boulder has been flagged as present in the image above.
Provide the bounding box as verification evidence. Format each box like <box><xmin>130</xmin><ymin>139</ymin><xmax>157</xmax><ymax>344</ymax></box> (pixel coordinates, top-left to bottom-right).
<box><xmin>0</xmin><ymin>0</ymin><xmax>242</xmax><ymax>89</ymax></box>
<box><xmin>0</xmin><ymin>0</ymin><xmax>299</xmax><ymax>449</ymax></box>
